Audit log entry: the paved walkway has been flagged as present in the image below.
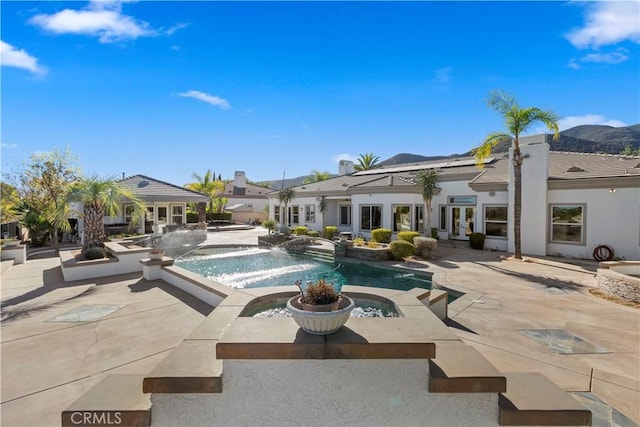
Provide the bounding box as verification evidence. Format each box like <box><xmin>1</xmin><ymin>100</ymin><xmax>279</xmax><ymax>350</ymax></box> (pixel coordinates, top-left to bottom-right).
<box><xmin>1</xmin><ymin>229</ymin><xmax>638</xmax><ymax>426</ymax></box>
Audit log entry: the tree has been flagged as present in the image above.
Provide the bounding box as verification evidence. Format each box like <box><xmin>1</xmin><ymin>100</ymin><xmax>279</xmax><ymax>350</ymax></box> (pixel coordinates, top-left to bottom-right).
<box><xmin>621</xmin><ymin>145</ymin><xmax>640</xmax><ymax>156</ymax></box>
<box><xmin>318</xmin><ymin>196</ymin><xmax>329</xmax><ymax>227</ymax></box>
<box><xmin>0</xmin><ymin>182</ymin><xmax>21</xmax><ymax>225</ymax></box>
<box><xmin>185</xmin><ymin>170</ymin><xmax>224</xmax><ymax>214</ymax></box>
<box><xmin>354</xmin><ymin>153</ymin><xmax>380</xmax><ymax>171</ymax></box>
<box><xmin>414</xmin><ymin>169</ymin><xmax>440</xmax><ymax>236</ymax></box>
<box><xmin>474</xmin><ymin>90</ymin><xmax>558</xmax><ymax>259</ymax></box>
<box><xmin>53</xmin><ymin>176</ymin><xmax>145</xmax><ymax>252</ymax></box>
<box><xmin>303</xmin><ymin>170</ymin><xmax>332</xmax><ymax>184</ymax></box>
<box><xmin>3</xmin><ymin>147</ymin><xmax>80</xmax><ymax>246</ymax></box>
<box><xmin>277</xmin><ymin>187</ymin><xmax>296</xmax><ymax>226</ymax></box>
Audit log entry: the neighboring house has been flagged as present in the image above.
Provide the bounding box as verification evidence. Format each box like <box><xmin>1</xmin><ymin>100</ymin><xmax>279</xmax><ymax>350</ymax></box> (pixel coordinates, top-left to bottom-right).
<box><xmin>267</xmin><ymin>135</ymin><xmax>640</xmax><ymax>260</ymax></box>
<box><xmin>73</xmin><ymin>175</ymin><xmax>209</xmax><ymax>241</ymax></box>
<box><xmin>221</xmin><ymin>171</ymin><xmax>271</xmax><ymax>223</ymax></box>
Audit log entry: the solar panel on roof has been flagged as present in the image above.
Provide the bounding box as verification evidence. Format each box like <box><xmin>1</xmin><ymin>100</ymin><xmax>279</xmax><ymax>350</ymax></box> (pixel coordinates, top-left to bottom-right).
<box><xmin>353</xmin><ymin>157</ymin><xmax>494</xmax><ymax>176</ymax></box>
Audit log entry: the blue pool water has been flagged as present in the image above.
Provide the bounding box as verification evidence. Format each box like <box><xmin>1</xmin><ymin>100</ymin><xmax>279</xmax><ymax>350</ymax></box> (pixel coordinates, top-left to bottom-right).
<box><xmin>175</xmin><ymin>246</ymin><xmax>434</xmax><ymax>292</ymax></box>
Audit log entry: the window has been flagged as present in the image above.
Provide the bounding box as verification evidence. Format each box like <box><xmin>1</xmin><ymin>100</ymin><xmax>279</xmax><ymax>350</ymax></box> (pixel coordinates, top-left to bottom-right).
<box><xmin>274</xmin><ymin>206</ymin><xmax>281</xmax><ymax>224</ymax></box>
<box><xmin>439</xmin><ymin>205</ymin><xmax>447</xmax><ymax>231</ymax></box>
<box><xmin>484</xmin><ymin>205</ymin><xmax>507</xmax><ymax>237</ymax></box>
<box><xmin>414</xmin><ymin>205</ymin><xmax>424</xmax><ymax>233</ymax></box>
<box><xmin>157</xmin><ymin>207</ymin><xmax>168</xmax><ymax>224</ymax></box>
<box><xmin>340</xmin><ymin>205</ymin><xmax>352</xmax><ymax>227</ymax></box>
<box><xmin>360</xmin><ymin>205</ymin><xmax>382</xmax><ymax>231</ymax></box>
<box><xmin>550</xmin><ymin>204</ymin><xmax>584</xmax><ymax>243</ymax></box>
<box><xmin>392</xmin><ymin>205</ymin><xmax>411</xmax><ymax>232</ymax></box>
<box><xmin>124</xmin><ymin>204</ymin><xmax>135</xmax><ymax>223</ymax></box>
<box><xmin>449</xmin><ymin>196</ymin><xmax>477</xmax><ymax>205</ymax></box>
<box><xmin>305</xmin><ymin>204</ymin><xmax>316</xmax><ymax>223</ymax></box>
<box><xmin>171</xmin><ymin>205</ymin><xmax>184</xmax><ymax>225</ymax></box>
<box><xmin>288</xmin><ymin>205</ymin><xmax>300</xmax><ymax>225</ymax></box>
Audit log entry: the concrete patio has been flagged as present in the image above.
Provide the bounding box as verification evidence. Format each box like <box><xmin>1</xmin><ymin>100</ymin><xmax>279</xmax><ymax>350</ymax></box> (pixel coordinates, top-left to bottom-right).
<box><xmin>1</xmin><ymin>228</ymin><xmax>638</xmax><ymax>426</ymax></box>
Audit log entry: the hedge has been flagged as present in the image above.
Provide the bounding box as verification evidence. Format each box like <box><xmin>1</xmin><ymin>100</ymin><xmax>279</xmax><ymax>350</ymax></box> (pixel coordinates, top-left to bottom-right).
<box><xmin>397</xmin><ymin>231</ymin><xmax>420</xmax><ymax>244</ymax></box>
<box><xmin>389</xmin><ymin>240</ymin><xmax>415</xmax><ymax>260</ymax></box>
<box><xmin>371</xmin><ymin>228</ymin><xmax>392</xmax><ymax>243</ymax></box>
<box><xmin>323</xmin><ymin>226</ymin><xmax>338</xmax><ymax>240</ymax></box>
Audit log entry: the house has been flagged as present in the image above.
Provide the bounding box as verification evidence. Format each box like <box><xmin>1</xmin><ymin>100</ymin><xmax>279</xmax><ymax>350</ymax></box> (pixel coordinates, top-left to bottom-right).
<box><xmin>221</xmin><ymin>171</ymin><xmax>270</xmax><ymax>223</ymax></box>
<box><xmin>267</xmin><ymin>135</ymin><xmax>640</xmax><ymax>260</ymax></box>
<box><xmin>73</xmin><ymin>175</ymin><xmax>209</xmax><ymax>242</ymax></box>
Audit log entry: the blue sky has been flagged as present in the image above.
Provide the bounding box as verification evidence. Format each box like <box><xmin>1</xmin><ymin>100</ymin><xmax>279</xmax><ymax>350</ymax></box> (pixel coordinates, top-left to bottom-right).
<box><xmin>2</xmin><ymin>1</ymin><xmax>639</xmax><ymax>186</ymax></box>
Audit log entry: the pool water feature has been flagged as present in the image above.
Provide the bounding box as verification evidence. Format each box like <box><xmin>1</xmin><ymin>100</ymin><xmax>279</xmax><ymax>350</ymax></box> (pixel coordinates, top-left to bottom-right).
<box><xmin>176</xmin><ymin>246</ymin><xmax>434</xmax><ymax>293</ymax></box>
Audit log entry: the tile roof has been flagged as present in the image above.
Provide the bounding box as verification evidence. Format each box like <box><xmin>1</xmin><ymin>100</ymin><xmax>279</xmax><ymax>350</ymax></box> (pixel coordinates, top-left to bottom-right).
<box><xmin>223</xmin><ymin>182</ymin><xmax>271</xmax><ymax>199</ymax></box>
<box><xmin>119</xmin><ymin>175</ymin><xmax>209</xmax><ymax>203</ymax></box>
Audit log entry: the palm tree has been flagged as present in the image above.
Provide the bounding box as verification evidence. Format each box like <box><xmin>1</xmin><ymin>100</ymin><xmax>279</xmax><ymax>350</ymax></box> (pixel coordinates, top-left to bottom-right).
<box><xmin>277</xmin><ymin>187</ymin><xmax>296</xmax><ymax>226</ymax></box>
<box><xmin>53</xmin><ymin>176</ymin><xmax>145</xmax><ymax>252</ymax></box>
<box><xmin>474</xmin><ymin>90</ymin><xmax>559</xmax><ymax>259</ymax></box>
<box><xmin>303</xmin><ymin>170</ymin><xmax>332</xmax><ymax>184</ymax></box>
<box><xmin>185</xmin><ymin>170</ymin><xmax>223</xmax><ymax>213</ymax></box>
<box><xmin>318</xmin><ymin>196</ymin><xmax>329</xmax><ymax>228</ymax></box>
<box><xmin>354</xmin><ymin>153</ymin><xmax>380</xmax><ymax>171</ymax></box>
<box><xmin>414</xmin><ymin>169</ymin><xmax>440</xmax><ymax>236</ymax></box>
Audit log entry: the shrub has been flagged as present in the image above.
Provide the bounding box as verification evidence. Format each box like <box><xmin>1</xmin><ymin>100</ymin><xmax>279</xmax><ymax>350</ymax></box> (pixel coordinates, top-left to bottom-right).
<box><xmin>469</xmin><ymin>232</ymin><xmax>485</xmax><ymax>250</ymax></box>
<box><xmin>414</xmin><ymin>237</ymin><xmax>437</xmax><ymax>258</ymax></box>
<box><xmin>398</xmin><ymin>231</ymin><xmax>420</xmax><ymax>244</ymax></box>
<box><xmin>366</xmin><ymin>240</ymin><xmax>379</xmax><ymax>248</ymax></box>
<box><xmin>186</xmin><ymin>212</ymin><xmax>199</xmax><ymax>223</ymax></box>
<box><xmin>389</xmin><ymin>240</ymin><xmax>415</xmax><ymax>260</ymax></box>
<box><xmin>262</xmin><ymin>219</ymin><xmax>277</xmax><ymax>233</ymax></box>
<box><xmin>206</xmin><ymin>212</ymin><xmax>232</xmax><ymax>222</ymax></box>
<box><xmin>293</xmin><ymin>226</ymin><xmax>309</xmax><ymax>236</ymax></box>
<box><xmin>371</xmin><ymin>228</ymin><xmax>392</xmax><ymax>243</ymax></box>
<box><xmin>278</xmin><ymin>224</ymin><xmax>291</xmax><ymax>236</ymax></box>
<box><xmin>430</xmin><ymin>227</ymin><xmax>439</xmax><ymax>239</ymax></box>
<box><xmin>297</xmin><ymin>279</ymin><xmax>339</xmax><ymax>305</ymax></box>
<box><xmin>307</xmin><ymin>230</ymin><xmax>320</xmax><ymax>237</ymax></box>
<box><xmin>323</xmin><ymin>226</ymin><xmax>338</xmax><ymax>240</ymax></box>
<box><xmin>353</xmin><ymin>237</ymin><xmax>365</xmax><ymax>246</ymax></box>
<box><xmin>83</xmin><ymin>246</ymin><xmax>106</xmax><ymax>260</ymax></box>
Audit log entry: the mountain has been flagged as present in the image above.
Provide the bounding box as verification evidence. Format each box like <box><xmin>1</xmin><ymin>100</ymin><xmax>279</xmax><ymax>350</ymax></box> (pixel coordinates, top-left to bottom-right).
<box><xmin>379</xmin><ymin>124</ymin><xmax>640</xmax><ymax>166</ymax></box>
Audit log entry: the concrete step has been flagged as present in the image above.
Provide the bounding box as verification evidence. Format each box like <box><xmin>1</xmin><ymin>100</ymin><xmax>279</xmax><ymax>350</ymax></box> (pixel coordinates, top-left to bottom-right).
<box><xmin>499</xmin><ymin>372</ymin><xmax>592</xmax><ymax>426</ymax></box>
<box><xmin>61</xmin><ymin>374</ymin><xmax>150</xmax><ymax>427</ymax></box>
<box><xmin>428</xmin><ymin>341</ymin><xmax>507</xmax><ymax>393</ymax></box>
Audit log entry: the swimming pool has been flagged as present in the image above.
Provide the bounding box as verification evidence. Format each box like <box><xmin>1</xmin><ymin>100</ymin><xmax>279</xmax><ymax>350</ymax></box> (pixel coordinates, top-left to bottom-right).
<box><xmin>175</xmin><ymin>246</ymin><xmax>434</xmax><ymax>293</ymax></box>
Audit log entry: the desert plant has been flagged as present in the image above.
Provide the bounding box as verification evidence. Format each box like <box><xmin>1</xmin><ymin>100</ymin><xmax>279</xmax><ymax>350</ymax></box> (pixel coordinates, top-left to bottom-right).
<box><xmin>323</xmin><ymin>226</ymin><xmax>338</xmax><ymax>240</ymax></box>
<box><xmin>83</xmin><ymin>246</ymin><xmax>106</xmax><ymax>260</ymax></box>
<box><xmin>398</xmin><ymin>231</ymin><xmax>420</xmax><ymax>244</ymax></box>
<box><xmin>371</xmin><ymin>228</ymin><xmax>392</xmax><ymax>243</ymax></box>
<box><xmin>296</xmin><ymin>279</ymin><xmax>339</xmax><ymax>305</ymax></box>
<box><xmin>389</xmin><ymin>240</ymin><xmax>415</xmax><ymax>260</ymax></box>
<box><xmin>415</xmin><ymin>169</ymin><xmax>440</xmax><ymax>236</ymax></box>
<box><xmin>293</xmin><ymin>226</ymin><xmax>309</xmax><ymax>236</ymax></box>
<box><xmin>414</xmin><ymin>237</ymin><xmax>437</xmax><ymax>258</ymax></box>
<box><xmin>469</xmin><ymin>232</ymin><xmax>486</xmax><ymax>250</ymax></box>
<box><xmin>353</xmin><ymin>237</ymin><xmax>365</xmax><ymax>246</ymax></box>
<box><xmin>366</xmin><ymin>240</ymin><xmax>379</xmax><ymax>248</ymax></box>
<box><xmin>307</xmin><ymin>230</ymin><xmax>320</xmax><ymax>237</ymax></box>
<box><xmin>263</xmin><ymin>219</ymin><xmax>277</xmax><ymax>234</ymax></box>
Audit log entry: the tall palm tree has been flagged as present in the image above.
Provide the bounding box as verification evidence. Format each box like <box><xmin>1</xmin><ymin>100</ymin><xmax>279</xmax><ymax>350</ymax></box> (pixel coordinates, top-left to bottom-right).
<box><xmin>414</xmin><ymin>169</ymin><xmax>440</xmax><ymax>236</ymax></box>
<box><xmin>277</xmin><ymin>187</ymin><xmax>296</xmax><ymax>226</ymax></box>
<box><xmin>185</xmin><ymin>170</ymin><xmax>223</xmax><ymax>213</ymax></box>
<box><xmin>354</xmin><ymin>153</ymin><xmax>380</xmax><ymax>171</ymax></box>
<box><xmin>474</xmin><ymin>90</ymin><xmax>558</xmax><ymax>259</ymax></box>
<box><xmin>53</xmin><ymin>176</ymin><xmax>145</xmax><ymax>252</ymax></box>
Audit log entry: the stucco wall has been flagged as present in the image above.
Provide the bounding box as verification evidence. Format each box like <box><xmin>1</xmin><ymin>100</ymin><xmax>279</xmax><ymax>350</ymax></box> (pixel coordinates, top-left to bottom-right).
<box><xmin>150</xmin><ymin>359</ymin><xmax>499</xmax><ymax>426</ymax></box>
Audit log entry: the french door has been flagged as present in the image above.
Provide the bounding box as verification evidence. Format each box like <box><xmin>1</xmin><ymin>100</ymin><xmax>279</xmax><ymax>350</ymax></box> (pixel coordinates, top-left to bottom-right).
<box><xmin>450</xmin><ymin>206</ymin><xmax>475</xmax><ymax>240</ymax></box>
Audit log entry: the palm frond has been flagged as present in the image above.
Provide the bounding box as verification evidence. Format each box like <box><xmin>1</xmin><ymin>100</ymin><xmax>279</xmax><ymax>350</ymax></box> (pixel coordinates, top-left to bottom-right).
<box><xmin>474</xmin><ymin>132</ymin><xmax>511</xmax><ymax>167</ymax></box>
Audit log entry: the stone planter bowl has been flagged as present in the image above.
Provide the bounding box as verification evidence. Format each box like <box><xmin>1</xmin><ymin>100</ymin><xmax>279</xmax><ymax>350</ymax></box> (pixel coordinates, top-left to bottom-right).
<box><xmin>148</xmin><ymin>251</ymin><xmax>165</xmax><ymax>260</ymax></box>
<box><xmin>287</xmin><ymin>295</ymin><xmax>355</xmax><ymax>335</ymax></box>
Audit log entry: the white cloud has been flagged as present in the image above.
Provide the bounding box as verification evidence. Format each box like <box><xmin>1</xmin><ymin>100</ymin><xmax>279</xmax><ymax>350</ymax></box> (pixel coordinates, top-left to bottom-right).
<box><xmin>165</xmin><ymin>23</ymin><xmax>189</xmax><ymax>36</ymax></box>
<box><xmin>177</xmin><ymin>90</ymin><xmax>230</xmax><ymax>109</ymax></box>
<box><xmin>558</xmin><ymin>114</ymin><xmax>627</xmax><ymax>131</ymax></box>
<box><xmin>1</xmin><ymin>142</ymin><xmax>18</xmax><ymax>149</ymax></box>
<box><xmin>332</xmin><ymin>153</ymin><xmax>358</xmax><ymax>164</ymax></box>
<box><xmin>581</xmin><ymin>48</ymin><xmax>629</xmax><ymax>64</ymax></box>
<box><xmin>432</xmin><ymin>67</ymin><xmax>452</xmax><ymax>83</ymax></box>
<box><xmin>0</xmin><ymin>40</ymin><xmax>47</xmax><ymax>75</ymax></box>
<box><xmin>29</xmin><ymin>0</ymin><xmax>155</xmax><ymax>43</ymax></box>
<box><xmin>566</xmin><ymin>1</ymin><xmax>640</xmax><ymax>49</ymax></box>
<box><xmin>567</xmin><ymin>58</ymin><xmax>581</xmax><ymax>69</ymax></box>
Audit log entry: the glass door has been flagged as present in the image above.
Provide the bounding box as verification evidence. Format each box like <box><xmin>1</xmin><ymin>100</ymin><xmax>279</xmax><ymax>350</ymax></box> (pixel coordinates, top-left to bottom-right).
<box><xmin>450</xmin><ymin>207</ymin><xmax>475</xmax><ymax>240</ymax></box>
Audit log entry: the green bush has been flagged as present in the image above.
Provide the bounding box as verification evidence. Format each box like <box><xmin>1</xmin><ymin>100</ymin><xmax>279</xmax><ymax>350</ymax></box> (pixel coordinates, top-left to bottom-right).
<box><xmin>293</xmin><ymin>226</ymin><xmax>309</xmax><ymax>236</ymax></box>
<box><xmin>186</xmin><ymin>212</ymin><xmax>199</xmax><ymax>223</ymax></box>
<box><xmin>469</xmin><ymin>232</ymin><xmax>486</xmax><ymax>250</ymax></box>
<box><xmin>371</xmin><ymin>228</ymin><xmax>392</xmax><ymax>243</ymax></box>
<box><xmin>397</xmin><ymin>231</ymin><xmax>420</xmax><ymax>244</ymax></box>
<box><xmin>430</xmin><ymin>227</ymin><xmax>439</xmax><ymax>239</ymax></box>
<box><xmin>84</xmin><ymin>246</ymin><xmax>106</xmax><ymax>260</ymax></box>
<box><xmin>323</xmin><ymin>226</ymin><xmax>338</xmax><ymax>240</ymax></box>
<box><xmin>389</xmin><ymin>240</ymin><xmax>415</xmax><ymax>260</ymax></box>
<box><xmin>307</xmin><ymin>230</ymin><xmax>320</xmax><ymax>237</ymax></box>
<box><xmin>263</xmin><ymin>219</ymin><xmax>277</xmax><ymax>233</ymax></box>
<box><xmin>206</xmin><ymin>212</ymin><xmax>232</xmax><ymax>221</ymax></box>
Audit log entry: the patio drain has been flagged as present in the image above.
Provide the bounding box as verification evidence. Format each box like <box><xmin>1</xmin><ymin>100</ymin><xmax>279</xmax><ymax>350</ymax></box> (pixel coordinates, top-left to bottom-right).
<box><xmin>520</xmin><ymin>329</ymin><xmax>609</xmax><ymax>354</ymax></box>
<box><xmin>47</xmin><ymin>304</ymin><xmax>125</xmax><ymax>322</ymax></box>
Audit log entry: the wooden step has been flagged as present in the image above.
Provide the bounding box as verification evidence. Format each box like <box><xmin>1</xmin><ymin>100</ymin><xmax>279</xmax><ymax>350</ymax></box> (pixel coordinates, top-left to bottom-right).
<box><xmin>429</xmin><ymin>341</ymin><xmax>506</xmax><ymax>393</ymax></box>
<box><xmin>499</xmin><ymin>372</ymin><xmax>592</xmax><ymax>426</ymax></box>
<box><xmin>61</xmin><ymin>374</ymin><xmax>150</xmax><ymax>427</ymax></box>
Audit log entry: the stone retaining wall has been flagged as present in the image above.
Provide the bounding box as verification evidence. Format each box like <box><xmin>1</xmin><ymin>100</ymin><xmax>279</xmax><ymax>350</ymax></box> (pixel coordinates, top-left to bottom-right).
<box><xmin>597</xmin><ymin>261</ymin><xmax>640</xmax><ymax>303</ymax></box>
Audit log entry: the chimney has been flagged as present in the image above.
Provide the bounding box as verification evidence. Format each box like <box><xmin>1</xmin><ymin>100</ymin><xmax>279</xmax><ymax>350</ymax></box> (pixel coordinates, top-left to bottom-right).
<box><xmin>339</xmin><ymin>160</ymin><xmax>355</xmax><ymax>175</ymax></box>
<box><xmin>234</xmin><ymin>171</ymin><xmax>247</xmax><ymax>188</ymax></box>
